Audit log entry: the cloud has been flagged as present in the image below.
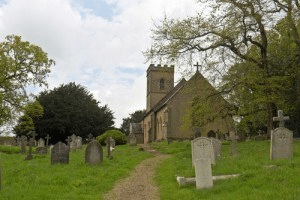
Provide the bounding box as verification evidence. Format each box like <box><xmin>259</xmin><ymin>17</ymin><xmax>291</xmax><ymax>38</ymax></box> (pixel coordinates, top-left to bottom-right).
<box><xmin>0</xmin><ymin>0</ymin><xmax>199</xmax><ymax>128</ymax></box>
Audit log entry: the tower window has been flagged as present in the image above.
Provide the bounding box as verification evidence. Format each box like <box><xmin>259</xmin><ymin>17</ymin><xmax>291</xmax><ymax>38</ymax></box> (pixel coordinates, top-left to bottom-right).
<box><xmin>160</xmin><ymin>79</ymin><xmax>165</xmax><ymax>90</ymax></box>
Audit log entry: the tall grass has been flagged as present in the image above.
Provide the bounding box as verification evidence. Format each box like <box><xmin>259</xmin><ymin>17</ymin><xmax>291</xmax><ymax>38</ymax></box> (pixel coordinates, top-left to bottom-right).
<box><xmin>151</xmin><ymin>140</ymin><xmax>300</xmax><ymax>200</ymax></box>
<box><xmin>0</xmin><ymin>144</ymin><xmax>152</xmax><ymax>200</ymax></box>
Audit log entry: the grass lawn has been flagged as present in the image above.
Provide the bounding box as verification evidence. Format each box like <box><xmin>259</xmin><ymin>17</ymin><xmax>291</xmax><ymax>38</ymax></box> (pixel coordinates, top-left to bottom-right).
<box><xmin>0</xmin><ymin>144</ymin><xmax>152</xmax><ymax>200</ymax></box>
<box><xmin>150</xmin><ymin>140</ymin><xmax>300</xmax><ymax>200</ymax></box>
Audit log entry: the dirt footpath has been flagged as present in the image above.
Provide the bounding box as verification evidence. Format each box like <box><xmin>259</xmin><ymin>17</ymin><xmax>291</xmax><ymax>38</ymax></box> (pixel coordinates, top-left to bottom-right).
<box><xmin>103</xmin><ymin>144</ymin><xmax>170</xmax><ymax>200</ymax></box>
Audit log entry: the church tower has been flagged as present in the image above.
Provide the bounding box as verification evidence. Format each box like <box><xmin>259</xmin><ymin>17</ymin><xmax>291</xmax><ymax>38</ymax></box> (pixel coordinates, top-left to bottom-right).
<box><xmin>146</xmin><ymin>64</ymin><xmax>174</xmax><ymax>112</ymax></box>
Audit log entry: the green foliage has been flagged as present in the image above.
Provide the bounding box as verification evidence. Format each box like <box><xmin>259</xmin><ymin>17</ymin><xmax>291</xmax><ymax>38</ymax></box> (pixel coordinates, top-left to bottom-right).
<box><xmin>34</xmin><ymin>82</ymin><xmax>115</xmax><ymax>144</ymax></box>
<box><xmin>96</xmin><ymin>129</ymin><xmax>127</xmax><ymax>145</ymax></box>
<box><xmin>14</xmin><ymin>99</ymin><xmax>43</xmax><ymax>136</ymax></box>
<box><xmin>0</xmin><ymin>35</ymin><xmax>54</xmax><ymax>125</ymax></box>
<box><xmin>0</xmin><ymin>144</ymin><xmax>152</xmax><ymax>199</ymax></box>
<box><xmin>120</xmin><ymin>109</ymin><xmax>146</xmax><ymax>135</ymax></box>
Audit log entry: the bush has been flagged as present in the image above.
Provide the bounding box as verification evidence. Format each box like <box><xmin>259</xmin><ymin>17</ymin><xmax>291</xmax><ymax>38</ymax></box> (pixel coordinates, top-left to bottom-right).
<box><xmin>96</xmin><ymin>130</ymin><xmax>127</xmax><ymax>145</ymax></box>
<box><xmin>0</xmin><ymin>145</ymin><xmax>21</xmax><ymax>154</ymax></box>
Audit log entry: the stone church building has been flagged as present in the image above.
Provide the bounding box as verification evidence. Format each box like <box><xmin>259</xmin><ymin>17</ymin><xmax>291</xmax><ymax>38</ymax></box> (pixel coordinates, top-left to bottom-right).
<box><xmin>129</xmin><ymin>64</ymin><xmax>233</xmax><ymax>144</ymax></box>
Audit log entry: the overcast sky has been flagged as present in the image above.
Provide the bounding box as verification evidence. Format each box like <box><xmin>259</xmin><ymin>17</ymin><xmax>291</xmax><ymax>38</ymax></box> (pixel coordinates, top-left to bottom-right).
<box><xmin>0</xmin><ymin>0</ymin><xmax>201</xmax><ymax>128</ymax></box>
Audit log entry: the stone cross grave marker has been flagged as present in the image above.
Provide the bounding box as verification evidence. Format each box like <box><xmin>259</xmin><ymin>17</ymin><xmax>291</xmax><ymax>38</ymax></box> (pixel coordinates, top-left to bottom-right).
<box><xmin>25</xmin><ymin>138</ymin><xmax>34</xmax><ymax>160</ymax></box>
<box><xmin>85</xmin><ymin>139</ymin><xmax>103</xmax><ymax>164</ymax></box>
<box><xmin>191</xmin><ymin>137</ymin><xmax>214</xmax><ymax>189</ymax></box>
<box><xmin>70</xmin><ymin>134</ymin><xmax>77</xmax><ymax>150</ymax></box>
<box><xmin>16</xmin><ymin>136</ymin><xmax>21</xmax><ymax>146</ymax></box>
<box><xmin>20</xmin><ymin>136</ymin><xmax>27</xmax><ymax>154</ymax></box>
<box><xmin>38</xmin><ymin>138</ymin><xmax>45</xmax><ymax>147</ymax></box>
<box><xmin>270</xmin><ymin>110</ymin><xmax>293</xmax><ymax>159</ymax></box>
<box><xmin>76</xmin><ymin>136</ymin><xmax>82</xmax><ymax>149</ymax></box>
<box><xmin>51</xmin><ymin>142</ymin><xmax>69</xmax><ymax>164</ymax></box>
<box><xmin>45</xmin><ymin>135</ymin><xmax>51</xmax><ymax>148</ymax></box>
<box><xmin>230</xmin><ymin>130</ymin><xmax>238</xmax><ymax>157</ymax></box>
<box><xmin>210</xmin><ymin>138</ymin><xmax>222</xmax><ymax>160</ymax></box>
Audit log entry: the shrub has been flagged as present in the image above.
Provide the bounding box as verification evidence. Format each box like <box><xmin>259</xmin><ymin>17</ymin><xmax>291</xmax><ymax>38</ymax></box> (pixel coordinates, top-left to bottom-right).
<box><xmin>96</xmin><ymin>130</ymin><xmax>127</xmax><ymax>145</ymax></box>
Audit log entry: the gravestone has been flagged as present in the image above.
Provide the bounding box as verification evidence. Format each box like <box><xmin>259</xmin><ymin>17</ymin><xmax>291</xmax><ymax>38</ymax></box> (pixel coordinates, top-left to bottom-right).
<box><xmin>87</xmin><ymin>133</ymin><xmax>93</xmax><ymax>143</ymax></box>
<box><xmin>270</xmin><ymin>110</ymin><xmax>293</xmax><ymax>159</ymax></box>
<box><xmin>191</xmin><ymin>137</ymin><xmax>214</xmax><ymax>189</ymax></box>
<box><xmin>25</xmin><ymin>138</ymin><xmax>34</xmax><ymax>160</ymax></box>
<box><xmin>76</xmin><ymin>136</ymin><xmax>82</xmax><ymax>149</ymax></box>
<box><xmin>65</xmin><ymin>136</ymin><xmax>71</xmax><ymax>149</ymax></box>
<box><xmin>210</xmin><ymin>138</ymin><xmax>222</xmax><ymax>160</ymax></box>
<box><xmin>29</xmin><ymin>131</ymin><xmax>37</xmax><ymax>146</ymax></box>
<box><xmin>70</xmin><ymin>134</ymin><xmax>77</xmax><ymax>150</ymax></box>
<box><xmin>191</xmin><ymin>137</ymin><xmax>215</xmax><ymax>166</ymax></box>
<box><xmin>51</xmin><ymin>142</ymin><xmax>69</xmax><ymax>164</ymax></box>
<box><xmin>38</xmin><ymin>138</ymin><xmax>45</xmax><ymax>147</ymax></box>
<box><xmin>194</xmin><ymin>158</ymin><xmax>213</xmax><ymax>189</ymax></box>
<box><xmin>85</xmin><ymin>140</ymin><xmax>103</xmax><ymax>164</ymax></box>
<box><xmin>230</xmin><ymin>130</ymin><xmax>238</xmax><ymax>156</ymax></box>
<box><xmin>20</xmin><ymin>136</ymin><xmax>27</xmax><ymax>154</ymax></box>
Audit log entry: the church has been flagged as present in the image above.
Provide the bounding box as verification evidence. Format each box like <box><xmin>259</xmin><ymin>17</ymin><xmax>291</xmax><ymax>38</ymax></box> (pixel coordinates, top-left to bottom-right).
<box><xmin>129</xmin><ymin>64</ymin><xmax>233</xmax><ymax>144</ymax></box>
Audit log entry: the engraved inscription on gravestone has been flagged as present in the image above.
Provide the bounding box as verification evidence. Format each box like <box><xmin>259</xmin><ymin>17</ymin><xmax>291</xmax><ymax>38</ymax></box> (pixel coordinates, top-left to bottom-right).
<box><xmin>51</xmin><ymin>142</ymin><xmax>69</xmax><ymax>164</ymax></box>
<box><xmin>85</xmin><ymin>140</ymin><xmax>103</xmax><ymax>164</ymax></box>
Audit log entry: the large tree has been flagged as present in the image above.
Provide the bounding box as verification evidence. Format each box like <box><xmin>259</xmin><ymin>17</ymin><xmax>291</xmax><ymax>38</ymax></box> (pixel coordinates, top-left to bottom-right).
<box><xmin>0</xmin><ymin>35</ymin><xmax>54</xmax><ymax>126</ymax></box>
<box><xmin>34</xmin><ymin>82</ymin><xmax>114</xmax><ymax>143</ymax></box>
<box><xmin>144</xmin><ymin>0</ymin><xmax>299</xmax><ymax>136</ymax></box>
<box><xmin>120</xmin><ymin>109</ymin><xmax>146</xmax><ymax>135</ymax></box>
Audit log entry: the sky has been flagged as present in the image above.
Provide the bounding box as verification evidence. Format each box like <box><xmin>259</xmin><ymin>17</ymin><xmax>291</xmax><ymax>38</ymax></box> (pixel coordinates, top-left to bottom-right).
<box><xmin>0</xmin><ymin>0</ymin><xmax>202</xmax><ymax>128</ymax></box>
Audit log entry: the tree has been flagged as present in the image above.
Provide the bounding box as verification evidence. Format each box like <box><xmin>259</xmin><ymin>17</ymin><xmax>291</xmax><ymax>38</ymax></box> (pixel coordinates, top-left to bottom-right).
<box><xmin>0</xmin><ymin>35</ymin><xmax>54</xmax><ymax>125</ymax></box>
<box><xmin>34</xmin><ymin>82</ymin><xmax>114</xmax><ymax>143</ymax></box>
<box><xmin>120</xmin><ymin>109</ymin><xmax>146</xmax><ymax>135</ymax></box>
<box><xmin>14</xmin><ymin>99</ymin><xmax>43</xmax><ymax>136</ymax></box>
<box><xmin>144</xmin><ymin>0</ymin><xmax>296</xmax><ymax>136</ymax></box>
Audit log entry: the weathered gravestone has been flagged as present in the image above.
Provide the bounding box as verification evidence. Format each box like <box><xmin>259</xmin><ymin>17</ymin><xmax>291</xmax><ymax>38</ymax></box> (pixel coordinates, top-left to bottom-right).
<box><xmin>36</xmin><ymin>147</ymin><xmax>47</xmax><ymax>155</ymax></box>
<box><xmin>270</xmin><ymin>110</ymin><xmax>293</xmax><ymax>159</ymax></box>
<box><xmin>65</xmin><ymin>136</ymin><xmax>71</xmax><ymax>149</ymax></box>
<box><xmin>38</xmin><ymin>138</ymin><xmax>45</xmax><ymax>147</ymax></box>
<box><xmin>210</xmin><ymin>138</ymin><xmax>222</xmax><ymax>160</ymax></box>
<box><xmin>51</xmin><ymin>142</ymin><xmax>69</xmax><ymax>164</ymax></box>
<box><xmin>20</xmin><ymin>136</ymin><xmax>27</xmax><ymax>154</ymax></box>
<box><xmin>191</xmin><ymin>137</ymin><xmax>214</xmax><ymax>189</ymax></box>
<box><xmin>87</xmin><ymin>133</ymin><xmax>93</xmax><ymax>144</ymax></box>
<box><xmin>70</xmin><ymin>134</ymin><xmax>77</xmax><ymax>150</ymax></box>
<box><xmin>76</xmin><ymin>136</ymin><xmax>82</xmax><ymax>149</ymax></box>
<box><xmin>191</xmin><ymin>137</ymin><xmax>215</xmax><ymax>166</ymax></box>
<box><xmin>85</xmin><ymin>140</ymin><xmax>103</xmax><ymax>164</ymax></box>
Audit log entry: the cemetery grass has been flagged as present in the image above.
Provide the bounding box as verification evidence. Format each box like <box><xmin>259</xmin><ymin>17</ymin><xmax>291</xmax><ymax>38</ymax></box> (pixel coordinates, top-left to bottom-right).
<box><xmin>150</xmin><ymin>140</ymin><xmax>300</xmax><ymax>200</ymax></box>
<box><xmin>0</xmin><ymin>144</ymin><xmax>152</xmax><ymax>200</ymax></box>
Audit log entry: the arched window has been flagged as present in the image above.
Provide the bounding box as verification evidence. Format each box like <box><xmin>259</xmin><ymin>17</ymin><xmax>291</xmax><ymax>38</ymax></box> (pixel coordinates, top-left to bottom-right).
<box><xmin>160</xmin><ymin>79</ymin><xmax>165</xmax><ymax>90</ymax></box>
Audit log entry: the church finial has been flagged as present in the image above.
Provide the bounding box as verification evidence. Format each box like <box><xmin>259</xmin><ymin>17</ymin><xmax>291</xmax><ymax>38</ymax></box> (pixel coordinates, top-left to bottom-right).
<box><xmin>194</xmin><ymin>62</ymin><xmax>200</xmax><ymax>73</ymax></box>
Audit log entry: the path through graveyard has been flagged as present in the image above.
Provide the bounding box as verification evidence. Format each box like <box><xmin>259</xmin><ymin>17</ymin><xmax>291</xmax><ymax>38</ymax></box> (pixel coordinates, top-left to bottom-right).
<box><xmin>104</xmin><ymin>144</ymin><xmax>170</xmax><ymax>200</ymax></box>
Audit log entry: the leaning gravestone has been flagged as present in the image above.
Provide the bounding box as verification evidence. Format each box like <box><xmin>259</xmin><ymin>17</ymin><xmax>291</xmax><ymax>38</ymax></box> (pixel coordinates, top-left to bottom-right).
<box><xmin>210</xmin><ymin>138</ymin><xmax>222</xmax><ymax>160</ymax></box>
<box><xmin>191</xmin><ymin>137</ymin><xmax>214</xmax><ymax>189</ymax></box>
<box><xmin>85</xmin><ymin>140</ymin><xmax>103</xmax><ymax>164</ymax></box>
<box><xmin>51</xmin><ymin>142</ymin><xmax>69</xmax><ymax>164</ymax></box>
<box><xmin>271</xmin><ymin>110</ymin><xmax>293</xmax><ymax>159</ymax></box>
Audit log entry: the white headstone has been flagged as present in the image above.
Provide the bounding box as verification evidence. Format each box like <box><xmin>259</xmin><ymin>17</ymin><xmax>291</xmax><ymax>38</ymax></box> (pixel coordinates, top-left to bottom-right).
<box><xmin>76</xmin><ymin>136</ymin><xmax>82</xmax><ymax>149</ymax></box>
<box><xmin>70</xmin><ymin>134</ymin><xmax>77</xmax><ymax>150</ymax></box>
<box><xmin>37</xmin><ymin>138</ymin><xmax>45</xmax><ymax>147</ymax></box>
